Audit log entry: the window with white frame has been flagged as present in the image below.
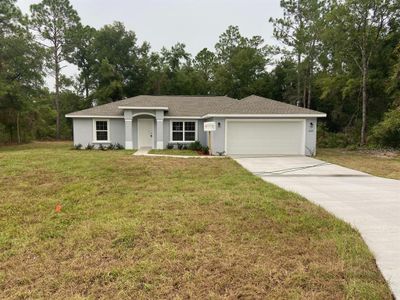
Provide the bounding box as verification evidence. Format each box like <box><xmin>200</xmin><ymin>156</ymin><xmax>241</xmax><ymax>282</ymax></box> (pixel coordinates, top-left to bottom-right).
<box><xmin>171</xmin><ymin>121</ymin><xmax>196</xmax><ymax>142</ymax></box>
<box><xmin>94</xmin><ymin>120</ymin><xmax>109</xmax><ymax>142</ymax></box>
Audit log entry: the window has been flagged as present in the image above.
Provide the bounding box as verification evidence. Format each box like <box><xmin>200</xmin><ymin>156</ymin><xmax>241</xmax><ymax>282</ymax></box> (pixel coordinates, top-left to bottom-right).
<box><xmin>94</xmin><ymin>120</ymin><xmax>109</xmax><ymax>142</ymax></box>
<box><xmin>171</xmin><ymin>121</ymin><xmax>196</xmax><ymax>142</ymax></box>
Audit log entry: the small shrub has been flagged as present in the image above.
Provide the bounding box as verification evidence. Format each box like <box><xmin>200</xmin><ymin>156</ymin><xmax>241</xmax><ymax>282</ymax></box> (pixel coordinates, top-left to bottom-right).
<box><xmin>346</xmin><ymin>144</ymin><xmax>358</xmax><ymax>151</ymax></box>
<box><xmin>177</xmin><ymin>143</ymin><xmax>184</xmax><ymax>150</ymax></box>
<box><xmin>98</xmin><ymin>144</ymin><xmax>106</xmax><ymax>151</ymax></box>
<box><xmin>317</xmin><ymin>124</ymin><xmax>353</xmax><ymax>148</ymax></box>
<box><xmin>107</xmin><ymin>143</ymin><xmax>115</xmax><ymax>150</ymax></box>
<box><xmin>188</xmin><ymin>141</ymin><xmax>202</xmax><ymax>151</ymax></box>
<box><xmin>182</xmin><ymin>144</ymin><xmax>188</xmax><ymax>150</ymax></box>
<box><xmin>115</xmin><ymin>143</ymin><xmax>124</xmax><ymax>150</ymax></box>
<box><xmin>74</xmin><ymin>144</ymin><xmax>82</xmax><ymax>150</ymax></box>
<box><xmin>201</xmin><ymin>146</ymin><xmax>210</xmax><ymax>155</ymax></box>
<box><xmin>85</xmin><ymin>144</ymin><xmax>94</xmax><ymax>150</ymax></box>
<box><xmin>371</xmin><ymin>108</ymin><xmax>400</xmax><ymax>148</ymax></box>
<box><xmin>167</xmin><ymin>143</ymin><xmax>174</xmax><ymax>149</ymax></box>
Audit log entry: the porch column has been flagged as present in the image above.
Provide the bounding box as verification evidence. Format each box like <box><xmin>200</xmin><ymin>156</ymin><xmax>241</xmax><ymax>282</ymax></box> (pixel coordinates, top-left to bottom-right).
<box><xmin>124</xmin><ymin>110</ymin><xmax>133</xmax><ymax>150</ymax></box>
<box><xmin>156</xmin><ymin>110</ymin><xmax>164</xmax><ymax>149</ymax></box>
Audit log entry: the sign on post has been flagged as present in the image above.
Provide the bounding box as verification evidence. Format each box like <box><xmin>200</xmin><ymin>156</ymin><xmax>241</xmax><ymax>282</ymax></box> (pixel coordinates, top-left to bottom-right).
<box><xmin>204</xmin><ymin>122</ymin><xmax>216</xmax><ymax>155</ymax></box>
<box><xmin>204</xmin><ymin>122</ymin><xmax>216</xmax><ymax>132</ymax></box>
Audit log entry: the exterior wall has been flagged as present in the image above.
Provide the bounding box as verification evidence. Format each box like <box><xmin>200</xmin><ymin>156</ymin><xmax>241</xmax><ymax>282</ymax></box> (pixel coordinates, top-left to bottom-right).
<box><xmin>208</xmin><ymin>117</ymin><xmax>225</xmax><ymax>155</ymax></box>
<box><xmin>73</xmin><ymin>118</ymin><xmax>93</xmax><ymax>146</ymax></box>
<box><xmin>72</xmin><ymin>116</ymin><xmax>318</xmax><ymax>155</ymax></box>
<box><xmin>209</xmin><ymin>117</ymin><xmax>318</xmax><ymax>156</ymax></box>
<box><xmin>109</xmin><ymin>119</ymin><xmax>125</xmax><ymax>145</ymax></box>
<box><xmin>72</xmin><ymin>118</ymin><xmax>124</xmax><ymax>147</ymax></box>
<box><xmin>305</xmin><ymin>118</ymin><xmax>317</xmax><ymax>156</ymax></box>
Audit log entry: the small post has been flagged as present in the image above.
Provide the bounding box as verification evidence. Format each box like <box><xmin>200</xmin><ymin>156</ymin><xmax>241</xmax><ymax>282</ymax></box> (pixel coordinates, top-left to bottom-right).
<box><xmin>204</xmin><ymin>121</ymin><xmax>216</xmax><ymax>155</ymax></box>
<box><xmin>208</xmin><ymin>131</ymin><xmax>212</xmax><ymax>154</ymax></box>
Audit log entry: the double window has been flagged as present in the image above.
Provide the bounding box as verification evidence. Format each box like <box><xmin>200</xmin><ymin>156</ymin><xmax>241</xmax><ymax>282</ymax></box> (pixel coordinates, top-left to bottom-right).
<box><xmin>94</xmin><ymin>120</ymin><xmax>109</xmax><ymax>142</ymax></box>
<box><xmin>171</xmin><ymin>121</ymin><xmax>196</xmax><ymax>142</ymax></box>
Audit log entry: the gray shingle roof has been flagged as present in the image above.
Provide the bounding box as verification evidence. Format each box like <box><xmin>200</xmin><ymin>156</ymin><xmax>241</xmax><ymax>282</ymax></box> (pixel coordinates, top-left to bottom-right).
<box><xmin>66</xmin><ymin>95</ymin><xmax>325</xmax><ymax>118</ymax></box>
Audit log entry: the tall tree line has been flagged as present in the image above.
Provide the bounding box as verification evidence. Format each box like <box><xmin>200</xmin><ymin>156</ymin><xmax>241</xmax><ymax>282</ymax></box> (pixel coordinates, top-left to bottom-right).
<box><xmin>1</xmin><ymin>0</ymin><xmax>399</xmax><ymax>147</ymax></box>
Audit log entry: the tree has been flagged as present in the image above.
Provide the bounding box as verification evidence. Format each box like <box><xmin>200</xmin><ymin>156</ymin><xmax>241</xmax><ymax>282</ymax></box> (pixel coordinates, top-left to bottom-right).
<box><xmin>270</xmin><ymin>0</ymin><xmax>329</xmax><ymax>107</ymax></box>
<box><xmin>193</xmin><ymin>48</ymin><xmax>216</xmax><ymax>94</ymax></box>
<box><xmin>94</xmin><ymin>58</ymin><xmax>124</xmax><ymax>104</ymax></box>
<box><xmin>387</xmin><ymin>44</ymin><xmax>400</xmax><ymax>106</ymax></box>
<box><xmin>30</xmin><ymin>0</ymin><xmax>80</xmax><ymax>139</ymax></box>
<box><xmin>68</xmin><ymin>24</ymin><xmax>96</xmax><ymax>99</ymax></box>
<box><xmin>0</xmin><ymin>0</ymin><xmax>22</xmax><ymax>35</ymax></box>
<box><xmin>327</xmin><ymin>0</ymin><xmax>400</xmax><ymax>145</ymax></box>
<box><xmin>214</xmin><ymin>26</ymin><xmax>270</xmax><ymax>98</ymax></box>
<box><xmin>90</xmin><ymin>22</ymin><xmax>152</xmax><ymax>100</ymax></box>
<box><xmin>0</xmin><ymin>0</ymin><xmax>46</xmax><ymax>143</ymax></box>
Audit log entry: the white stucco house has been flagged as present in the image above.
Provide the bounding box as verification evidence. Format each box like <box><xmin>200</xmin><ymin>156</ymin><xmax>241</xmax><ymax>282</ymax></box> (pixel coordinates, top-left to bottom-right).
<box><xmin>65</xmin><ymin>95</ymin><xmax>326</xmax><ymax>156</ymax></box>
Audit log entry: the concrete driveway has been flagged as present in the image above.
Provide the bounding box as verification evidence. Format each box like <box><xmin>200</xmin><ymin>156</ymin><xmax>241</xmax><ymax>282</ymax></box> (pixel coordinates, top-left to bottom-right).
<box><xmin>233</xmin><ymin>156</ymin><xmax>400</xmax><ymax>298</ymax></box>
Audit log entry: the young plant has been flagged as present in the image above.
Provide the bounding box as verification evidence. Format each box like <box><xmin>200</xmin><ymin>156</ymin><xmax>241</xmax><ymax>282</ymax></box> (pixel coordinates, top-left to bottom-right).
<box><xmin>115</xmin><ymin>143</ymin><xmax>125</xmax><ymax>150</ymax></box>
<box><xmin>74</xmin><ymin>143</ymin><xmax>82</xmax><ymax>150</ymax></box>
<box><xmin>189</xmin><ymin>141</ymin><xmax>202</xmax><ymax>151</ymax></box>
<box><xmin>167</xmin><ymin>143</ymin><xmax>174</xmax><ymax>149</ymax></box>
<box><xmin>85</xmin><ymin>144</ymin><xmax>94</xmax><ymax>150</ymax></box>
<box><xmin>201</xmin><ymin>146</ymin><xmax>210</xmax><ymax>155</ymax></box>
<box><xmin>98</xmin><ymin>144</ymin><xmax>106</xmax><ymax>151</ymax></box>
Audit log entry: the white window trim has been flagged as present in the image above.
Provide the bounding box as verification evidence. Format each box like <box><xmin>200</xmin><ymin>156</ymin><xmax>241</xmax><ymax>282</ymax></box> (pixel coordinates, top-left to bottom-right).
<box><xmin>92</xmin><ymin>119</ymin><xmax>110</xmax><ymax>143</ymax></box>
<box><xmin>169</xmin><ymin>120</ymin><xmax>198</xmax><ymax>143</ymax></box>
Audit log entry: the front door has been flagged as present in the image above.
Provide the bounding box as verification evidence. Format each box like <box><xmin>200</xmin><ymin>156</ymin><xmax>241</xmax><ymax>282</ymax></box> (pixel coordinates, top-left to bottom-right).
<box><xmin>138</xmin><ymin>119</ymin><xmax>154</xmax><ymax>148</ymax></box>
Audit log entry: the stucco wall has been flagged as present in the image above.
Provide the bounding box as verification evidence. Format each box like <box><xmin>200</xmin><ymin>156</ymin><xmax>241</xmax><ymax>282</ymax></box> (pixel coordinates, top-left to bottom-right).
<box><xmin>72</xmin><ymin>118</ymin><xmax>124</xmax><ymax>147</ymax></box>
<box><xmin>72</xmin><ymin>116</ymin><xmax>318</xmax><ymax>155</ymax></box>
<box><xmin>305</xmin><ymin>118</ymin><xmax>317</xmax><ymax>156</ymax></box>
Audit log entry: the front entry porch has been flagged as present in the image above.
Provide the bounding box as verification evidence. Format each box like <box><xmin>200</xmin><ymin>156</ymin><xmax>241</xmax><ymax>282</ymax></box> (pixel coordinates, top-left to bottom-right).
<box><xmin>123</xmin><ymin>109</ymin><xmax>165</xmax><ymax>150</ymax></box>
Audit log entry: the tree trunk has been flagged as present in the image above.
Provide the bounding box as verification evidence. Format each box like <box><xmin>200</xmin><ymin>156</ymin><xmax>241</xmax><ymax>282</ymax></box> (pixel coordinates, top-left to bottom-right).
<box><xmin>307</xmin><ymin>40</ymin><xmax>316</xmax><ymax>109</ymax></box>
<box><xmin>16</xmin><ymin>112</ymin><xmax>21</xmax><ymax>144</ymax></box>
<box><xmin>85</xmin><ymin>78</ymin><xmax>89</xmax><ymax>99</ymax></box>
<box><xmin>307</xmin><ymin>62</ymin><xmax>313</xmax><ymax>109</ymax></box>
<box><xmin>9</xmin><ymin>126</ymin><xmax>13</xmax><ymax>143</ymax></box>
<box><xmin>303</xmin><ymin>78</ymin><xmax>307</xmax><ymax>108</ymax></box>
<box><xmin>360</xmin><ymin>61</ymin><xmax>368</xmax><ymax>145</ymax></box>
<box><xmin>54</xmin><ymin>51</ymin><xmax>61</xmax><ymax>140</ymax></box>
<box><xmin>297</xmin><ymin>52</ymin><xmax>301</xmax><ymax>105</ymax></box>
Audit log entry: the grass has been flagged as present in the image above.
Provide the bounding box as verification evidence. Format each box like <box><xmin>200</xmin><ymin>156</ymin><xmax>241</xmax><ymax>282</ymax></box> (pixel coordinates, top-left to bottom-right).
<box><xmin>0</xmin><ymin>142</ymin><xmax>391</xmax><ymax>299</ymax></box>
<box><xmin>317</xmin><ymin>148</ymin><xmax>400</xmax><ymax>180</ymax></box>
<box><xmin>148</xmin><ymin>149</ymin><xmax>200</xmax><ymax>156</ymax></box>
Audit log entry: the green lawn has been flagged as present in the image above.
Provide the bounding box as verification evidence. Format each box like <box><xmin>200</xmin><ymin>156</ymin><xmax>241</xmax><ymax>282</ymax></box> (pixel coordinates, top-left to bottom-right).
<box><xmin>0</xmin><ymin>142</ymin><xmax>391</xmax><ymax>299</ymax></box>
<box><xmin>148</xmin><ymin>149</ymin><xmax>200</xmax><ymax>156</ymax></box>
<box><xmin>317</xmin><ymin>148</ymin><xmax>400</xmax><ymax>180</ymax></box>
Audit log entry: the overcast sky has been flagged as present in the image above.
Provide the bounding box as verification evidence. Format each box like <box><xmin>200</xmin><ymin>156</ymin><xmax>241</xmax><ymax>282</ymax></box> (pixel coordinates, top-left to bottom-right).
<box><xmin>17</xmin><ymin>0</ymin><xmax>282</xmax><ymax>87</ymax></box>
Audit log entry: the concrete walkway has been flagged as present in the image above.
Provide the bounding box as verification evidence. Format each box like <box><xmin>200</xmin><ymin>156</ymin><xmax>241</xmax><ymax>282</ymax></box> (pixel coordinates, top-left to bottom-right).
<box><xmin>233</xmin><ymin>156</ymin><xmax>400</xmax><ymax>298</ymax></box>
<box><xmin>133</xmin><ymin>147</ymin><xmax>224</xmax><ymax>158</ymax></box>
<box><xmin>133</xmin><ymin>147</ymin><xmax>151</xmax><ymax>156</ymax></box>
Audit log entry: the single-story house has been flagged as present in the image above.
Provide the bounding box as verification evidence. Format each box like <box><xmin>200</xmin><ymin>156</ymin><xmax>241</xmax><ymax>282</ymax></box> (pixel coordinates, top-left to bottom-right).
<box><xmin>65</xmin><ymin>95</ymin><xmax>326</xmax><ymax>156</ymax></box>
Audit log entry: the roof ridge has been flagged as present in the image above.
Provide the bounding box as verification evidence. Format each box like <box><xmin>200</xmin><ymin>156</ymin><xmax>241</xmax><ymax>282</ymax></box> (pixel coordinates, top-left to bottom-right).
<box><xmin>240</xmin><ymin>95</ymin><xmax>322</xmax><ymax>113</ymax></box>
<box><xmin>138</xmin><ymin>94</ymin><xmax>231</xmax><ymax>98</ymax></box>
